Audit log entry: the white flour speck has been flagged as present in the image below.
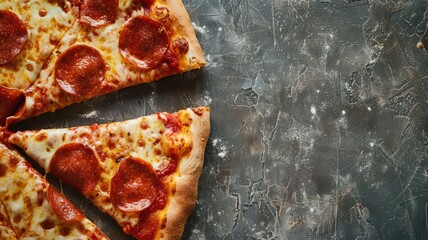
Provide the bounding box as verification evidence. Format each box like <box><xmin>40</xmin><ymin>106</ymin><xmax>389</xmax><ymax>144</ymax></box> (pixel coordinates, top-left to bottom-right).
<box><xmin>192</xmin><ymin>22</ymin><xmax>207</xmax><ymax>34</ymax></box>
<box><xmin>80</xmin><ymin>110</ymin><xmax>97</xmax><ymax>118</ymax></box>
<box><xmin>218</xmin><ymin>151</ymin><xmax>227</xmax><ymax>158</ymax></box>
<box><xmin>310</xmin><ymin>105</ymin><xmax>316</xmax><ymax>115</ymax></box>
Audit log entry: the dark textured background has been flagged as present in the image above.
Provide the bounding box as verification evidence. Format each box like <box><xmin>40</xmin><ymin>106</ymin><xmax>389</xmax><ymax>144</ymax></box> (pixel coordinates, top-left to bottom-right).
<box><xmin>13</xmin><ymin>0</ymin><xmax>428</xmax><ymax>239</ymax></box>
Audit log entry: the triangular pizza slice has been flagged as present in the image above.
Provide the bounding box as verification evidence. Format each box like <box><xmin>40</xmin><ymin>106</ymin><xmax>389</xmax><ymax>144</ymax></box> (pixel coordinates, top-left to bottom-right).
<box><xmin>8</xmin><ymin>107</ymin><xmax>210</xmax><ymax>239</ymax></box>
<box><xmin>0</xmin><ymin>141</ymin><xmax>108</xmax><ymax>239</ymax></box>
<box><xmin>6</xmin><ymin>0</ymin><xmax>206</xmax><ymax>126</ymax></box>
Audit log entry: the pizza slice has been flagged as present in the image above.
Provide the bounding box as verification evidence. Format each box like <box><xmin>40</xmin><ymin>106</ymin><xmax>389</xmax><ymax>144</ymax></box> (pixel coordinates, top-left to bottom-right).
<box><xmin>6</xmin><ymin>0</ymin><xmax>206</xmax><ymax>126</ymax></box>
<box><xmin>0</xmin><ymin>141</ymin><xmax>108</xmax><ymax>239</ymax></box>
<box><xmin>0</xmin><ymin>0</ymin><xmax>79</xmax><ymax>124</ymax></box>
<box><xmin>8</xmin><ymin>107</ymin><xmax>210</xmax><ymax>239</ymax></box>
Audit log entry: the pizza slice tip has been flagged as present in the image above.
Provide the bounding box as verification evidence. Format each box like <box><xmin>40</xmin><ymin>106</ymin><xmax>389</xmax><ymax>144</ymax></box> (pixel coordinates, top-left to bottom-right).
<box><xmin>0</xmin><ymin>140</ymin><xmax>109</xmax><ymax>239</ymax></box>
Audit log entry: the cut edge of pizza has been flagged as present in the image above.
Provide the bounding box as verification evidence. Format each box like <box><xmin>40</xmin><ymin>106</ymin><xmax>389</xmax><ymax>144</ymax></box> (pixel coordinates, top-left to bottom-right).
<box><xmin>0</xmin><ymin>139</ymin><xmax>109</xmax><ymax>239</ymax></box>
<box><xmin>8</xmin><ymin>106</ymin><xmax>211</xmax><ymax>239</ymax></box>
<box><xmin>5</xmin><ymin>0</ymin><xmax>206</xmax><ymax>127</ymax></box>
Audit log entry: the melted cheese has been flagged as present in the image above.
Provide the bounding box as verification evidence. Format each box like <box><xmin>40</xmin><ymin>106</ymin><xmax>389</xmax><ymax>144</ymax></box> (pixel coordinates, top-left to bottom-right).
<box><xmin>0</xmin><ymin>0</ymin><xmax>77</xmax><ymax>90</ymax></box>
<box><xmin>0</xmin><ymin>143</ymin><xmax>106</xmax><ymax>239</ymax></box>
<box><xmin>9</xmin><ymin>108</ymin><xmax>198</xmax><ymax>232</ymax></box>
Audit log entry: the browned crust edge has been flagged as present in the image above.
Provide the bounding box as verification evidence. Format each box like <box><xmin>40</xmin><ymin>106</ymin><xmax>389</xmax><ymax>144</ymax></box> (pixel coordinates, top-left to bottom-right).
<box><xmin>160</xmin><ymin>107</ymin><xmax>210</xmax><ymax>239</ymax></box>
<box><xmin>161</xmin><ymin>0</ymin><xmax>207</xmax><ymax>69</ymax></box>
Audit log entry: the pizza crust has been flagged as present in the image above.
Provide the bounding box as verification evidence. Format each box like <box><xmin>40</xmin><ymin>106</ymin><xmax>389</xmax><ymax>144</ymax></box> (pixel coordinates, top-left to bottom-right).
<box><xmin>161</xmin><ymin>107</ymin><xmax>210</xmax><ymax>239</ymax></box>
<box><xmin>161</xmin><ymin>0</ymin><xmax>207</xmax><ymax>69</ymax></box>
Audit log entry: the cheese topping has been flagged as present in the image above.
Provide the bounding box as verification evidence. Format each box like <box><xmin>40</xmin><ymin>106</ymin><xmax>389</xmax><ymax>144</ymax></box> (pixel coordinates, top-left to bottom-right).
<box><xmin>0</xmin><ymin>143</ymin><xmax>107</xmax><ymax>239</ymax></box>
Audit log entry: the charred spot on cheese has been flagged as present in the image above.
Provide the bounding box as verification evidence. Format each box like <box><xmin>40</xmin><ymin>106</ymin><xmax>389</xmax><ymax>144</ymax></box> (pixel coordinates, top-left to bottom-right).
<box><xmin>39</xmin><ymin>9</ymin><xmax>48</xmax><ymax>17</ymax></box>
<box><xmin>55</xmin><ymin>44</ymin><xmax>106</xmax><ymax>99</ymax></box>
<box><xmin>60</xmin><ymin>226</ymin><xmax>71</xmax><ymax>236</ymax></box>
<box><xmin>0</xmin><ymin>163</ymin><xmax>6</xmax><ymax>177</ymax></box>
<box><xmin>26</xmin><ymin>63</ymin><xmax>34</xmax><ymax>71</ymax></box>
<box><xmin>37</xmin><ymin>190</ymin><xmax>45</xmax><ymax>206</ymax></box>
<box><xmin>36</xmin><ymin>132</ymin><xmax>48</xmax><ymax>142</ymax></box>
<box><xmin>152</xmin><ymin>6</ymin><xmax>171</xmax><ymax>23</ymax></box>
<box><xmin>107</xmin><ymin>139</ymin><xmax>116</xmax><ymax>149</ymax></box>
<box><xmin>192</xmin><ymin>108</ymin><xmax>205</xmax><ymax>116</ymax></box>
<box><xmin>160</xmin><ymin>217</ymin><xmax>167</xmax><ymax>229</ymax></box>
<box><xmin>50</xmin><ymin>143</ymin><xmax>100</xmax><ymax>195</ymax></box>
<box><xmin>137</xmin><ymin>139</ymin><xmax>146</xmax><ymax>147</ymax></box>
<box><xmin>13</xmin><ymin>214</ymin><xmax>22</xmax><ymax>224</ymax></box>
<box><xmin>9</xmin><ymin>156</ymin><xmax>19</xmax><ymax>166</ymax></box>
<box><xmin>49</xmin><ymin>36</ymin><xmax>60</xmax><ymax>46</ymax></box>
<box><xmin>47</xmin><ymin>0</ymin><xmax>70</xmax><ymax>13</ymax></box>
<box><xmin>41</xmin><ymin>219</ymin><xmax>55</xmax><ymax>229</ymax></box>
<box><xmin>140</xmin><ymin>122</ymin><xmax>149</xmax><ymax>129</ymax></box>
<box><xmin>115</xmin><ymin>156</ymin><xmax>124</xmax><ymax>163</ymax></box>
<box><xmin>24</xmin><ymin>196</ymin><xmax>33</xmax><ymax>211</ymax></box>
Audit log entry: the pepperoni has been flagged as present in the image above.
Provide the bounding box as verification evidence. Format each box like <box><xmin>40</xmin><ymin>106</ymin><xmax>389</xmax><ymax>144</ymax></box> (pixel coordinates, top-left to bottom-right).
<box><xmin>79</xmin><ymin>0</ymin><xmax>118</xmax><ymax>27</ymax></box>
<box><xmin>55</xmin><ymin>44</ymin><xmax>105</xmax><ymax>99</ymax></box>
<box><xmin>0</xmin><ymin>10</ymin><xmax>28</xmax><ymax>65</ymax></box>
<box><xmin>140</xmin><ymin>0</ymin><xmax>154</xmax><ymax>8</ymax></box>
<box><xmin>130</xmin><ymin>212</ymin><xmax>159</xmax><ymax>240</ymax></box>
<box><xmin>0</xmin><ymin>86</ymin><xmax>24</xmax><ymax>126</ymax></box>
<box><xmin>46</xmin><ymin>185</ymin><xmax>84</xmax><ymax>222</ymax></box>
<box><xmin>119</xmin><ymin>16</ymin><xmax>169</xmax><ymax>70</ymax></box>
<box><xmin>158</xmin><ymin>113</ymin><xmax>181</xmax><ymax>133</ymax></box>
<box><xmin>111</xmin><ymin>157</ymin><xmax>161</xmax><ymax>212</ymax></box>
<box><xmin>50</xmin><ymin>143</ymin><xmax>100</xmax><ymax>195</ymax></box>
<box><xmin>157</xmin><ymin>156</ymin><xmax>178</xmax><ymax>178</ymax></box>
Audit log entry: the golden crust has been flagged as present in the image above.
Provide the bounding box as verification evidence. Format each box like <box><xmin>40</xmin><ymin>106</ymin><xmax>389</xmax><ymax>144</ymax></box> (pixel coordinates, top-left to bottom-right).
<box><xmin>160</xmin><ymin>107</ymin><xmax>210</xmax><ymax>239</ymax></box>
<box><xmin>160</xmin><ymin>0</ymin><xmax>207</xmax><ymax>69</ymax></box>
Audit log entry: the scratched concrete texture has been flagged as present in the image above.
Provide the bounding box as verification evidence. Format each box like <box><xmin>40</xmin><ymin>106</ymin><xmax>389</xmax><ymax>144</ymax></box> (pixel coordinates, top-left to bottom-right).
<box><xmin>12</xmin><ymin>0</ymin><xmax>428</xmax><ymax>239</ymax></box>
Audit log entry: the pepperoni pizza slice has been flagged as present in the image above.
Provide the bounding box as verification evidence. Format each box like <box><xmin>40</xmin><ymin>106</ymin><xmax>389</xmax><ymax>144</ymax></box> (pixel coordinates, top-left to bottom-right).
<box><xmin>0</xmin><ymin>141</ymin><xmax>108</xmax><ymax>239</ymax></box>
<box><xmin>6</xmin><ymin>0</ymin><xmax>206</xmax><ymax>126</ymax></box>
<box><xmin>8</xmin><ymin>107</ymin><xmax>210</xmax><ymax>239</ymax></box>
<box><xmin>0</xmin><ymin>0</ymin><xmax>79</xmax><ymax>124</ymax></box>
